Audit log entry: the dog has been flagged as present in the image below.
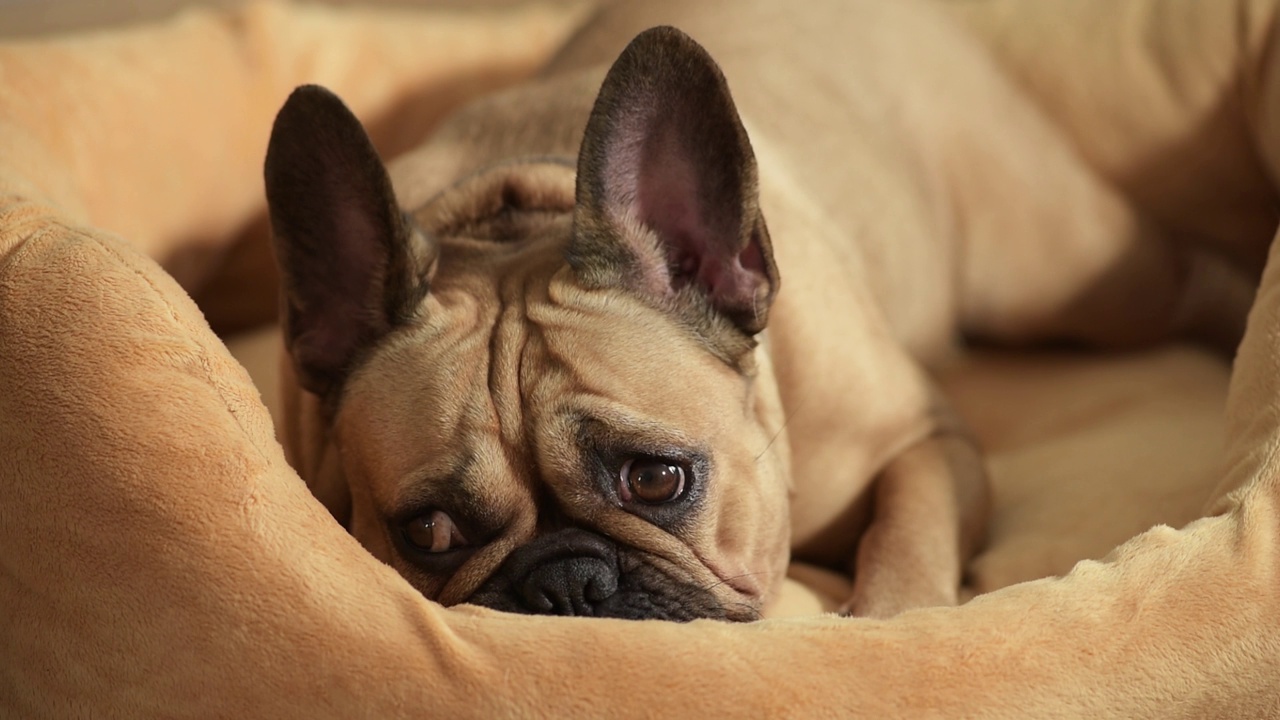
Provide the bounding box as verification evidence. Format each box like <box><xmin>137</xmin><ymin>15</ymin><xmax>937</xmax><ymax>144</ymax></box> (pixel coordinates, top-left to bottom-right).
<box><xmin>263</xmin><ymin>0</ymin><xmax>1251</xmax><ymax>621</ymax></box>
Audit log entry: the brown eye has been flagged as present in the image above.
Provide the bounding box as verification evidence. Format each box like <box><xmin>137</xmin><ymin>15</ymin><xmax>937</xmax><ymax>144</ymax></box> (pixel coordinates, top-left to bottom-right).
<box><xmin>403</xmin><ymin>510</ymin><xmax>467</xmax><ymax>553</ymax></box>
<box><xmin>619</xmin><ymin>458</ymin><xmax>687</xmax><ymax>504</ymax></box>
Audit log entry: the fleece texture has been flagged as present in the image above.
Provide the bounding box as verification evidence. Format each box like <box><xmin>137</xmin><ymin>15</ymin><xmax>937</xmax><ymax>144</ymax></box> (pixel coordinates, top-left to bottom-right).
<box><xmin>2</xmin><ymin>1</ymin><xmax>1279</xmax><ymax>717</ymax></box>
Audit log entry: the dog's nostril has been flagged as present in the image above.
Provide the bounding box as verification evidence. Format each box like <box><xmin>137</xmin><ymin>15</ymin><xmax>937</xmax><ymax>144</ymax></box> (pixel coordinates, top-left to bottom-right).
<box><xmin>518</xmin><ymin>556</ymin><xmax>618</xmax><ymax>615</ymax></box>
<box><xmin>584</xmin><ymin>572</ymin><xmax>617</xmax><ymax>602</ymax></box>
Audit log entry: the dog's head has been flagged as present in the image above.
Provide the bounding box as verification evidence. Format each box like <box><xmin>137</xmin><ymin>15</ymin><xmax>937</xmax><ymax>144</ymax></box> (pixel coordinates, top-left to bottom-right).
<box><xmin>264</xmin><ymin>27</ymin><xmax>788</xmax><ymax>621</ymax></box>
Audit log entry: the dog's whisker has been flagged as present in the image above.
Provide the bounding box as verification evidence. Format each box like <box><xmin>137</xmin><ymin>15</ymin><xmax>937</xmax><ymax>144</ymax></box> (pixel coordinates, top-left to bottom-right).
<box><xmin>700</xmin><ymin>570</ymin><xmax>769</xmax><ymax>595</ymax></box>
<box><xmin>756</xmin><ymin>396</ymin><xmax>806</xmax><ymax>462</ymax></box>
<box><xmin>721</xmin><ymin>601</ymin><xmax>763</xmax><ymax>623</ymax></box>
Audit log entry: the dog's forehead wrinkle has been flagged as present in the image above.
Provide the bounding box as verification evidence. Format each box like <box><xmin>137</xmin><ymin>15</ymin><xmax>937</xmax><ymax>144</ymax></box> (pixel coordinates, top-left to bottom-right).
<box><xmin>479</xmin><ymin>246</ymin><xmax>567</xmax><ymax>496</ymax></box>
<box><xmin>575</xmin><ymin>408</ymin><xmax>703</xmax><ymax>455</ymax></box>
<box><xmin>395</xmin><ymin>458</ymin><xmax>508</xmax><ymax>532</ymax></box>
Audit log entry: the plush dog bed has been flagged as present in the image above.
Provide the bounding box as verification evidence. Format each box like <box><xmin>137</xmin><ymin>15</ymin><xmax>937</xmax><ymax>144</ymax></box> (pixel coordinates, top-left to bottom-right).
<box><xmin>2</xmin><ymin>0</ymin><xmax>1278</xmax><ymax>716</ymax></box>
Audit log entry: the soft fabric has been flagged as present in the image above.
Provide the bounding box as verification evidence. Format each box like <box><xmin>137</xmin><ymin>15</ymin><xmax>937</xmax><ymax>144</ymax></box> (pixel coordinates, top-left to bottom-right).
<box><xmin>2</xmin><ymin>0</ymin><xmax>1279</xmax><ymax>717</ymax></box>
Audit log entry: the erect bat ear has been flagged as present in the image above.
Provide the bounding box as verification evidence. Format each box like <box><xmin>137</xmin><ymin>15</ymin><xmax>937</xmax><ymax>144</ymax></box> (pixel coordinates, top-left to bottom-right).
<box><xmin>264</xmin><ymin>85</ymin><xmax>437</xmax><ymax>399</ymax></box>
<box><xmin>570</xmin><ymin>26</ymin><xmax>779</xmax><ymax>337</ymax></box>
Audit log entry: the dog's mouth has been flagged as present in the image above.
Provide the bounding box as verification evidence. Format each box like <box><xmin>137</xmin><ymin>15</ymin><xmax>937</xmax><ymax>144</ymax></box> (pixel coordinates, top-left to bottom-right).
<box><xmin>463</xmin><ymin>528</ymin><xmax>759</xmax><ymax>622</ymax></box>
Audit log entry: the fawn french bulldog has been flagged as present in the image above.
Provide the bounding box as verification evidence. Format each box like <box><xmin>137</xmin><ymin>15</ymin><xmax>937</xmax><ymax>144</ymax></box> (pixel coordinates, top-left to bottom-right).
<box><xmin>264</xmin><ymin>0</ymin><xmax>1249</xmax><ymax>620</ymax></box>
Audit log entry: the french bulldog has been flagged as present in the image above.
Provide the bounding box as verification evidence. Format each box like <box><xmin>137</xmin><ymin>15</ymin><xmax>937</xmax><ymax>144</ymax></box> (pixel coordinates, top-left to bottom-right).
<box><xmin>263</xmin><ymin>0</ymin><xmax>1250</xmax><ymax>621</ymax></box>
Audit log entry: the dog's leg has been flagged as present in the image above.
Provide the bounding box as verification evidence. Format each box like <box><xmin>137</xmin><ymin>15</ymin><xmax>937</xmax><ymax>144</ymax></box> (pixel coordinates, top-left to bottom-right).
<box><xmin>840</xmin><ymin>426</ymin><xmax>988</xmax><ymax>619</ymax></box>
<box><xmin>1034</xmin><ymin>235</ymin><xmax>1254</xmax><ymax>356</ymax></box>
<box><xmin>1161</xmin><ymin>247</ymin><xmax>1257</xmax><ymax>354</ymax></box>
<box><xmin>927</xmin><ymin>42</ymin><xmax>1261</xmax><ymax>358</ymax></box>
<box><xmin>958</xmin><ymin>184</ymin><xmax>1258</xmax><ymax>357</ymax></box>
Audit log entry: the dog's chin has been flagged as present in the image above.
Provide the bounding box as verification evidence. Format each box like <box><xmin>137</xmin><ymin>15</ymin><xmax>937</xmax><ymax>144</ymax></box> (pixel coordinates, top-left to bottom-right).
<box><xmin>463</xmin><ymin>528</ymin><xmax>760</xmax><ymax>622</ymax></box>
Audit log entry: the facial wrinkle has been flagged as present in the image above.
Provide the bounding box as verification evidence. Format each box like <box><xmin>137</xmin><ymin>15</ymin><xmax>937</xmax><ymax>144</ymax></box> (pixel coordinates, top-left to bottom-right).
<box><xmin>487</xmin><ymin>262</ymin><xmax>538</xmax><ymax>490</ymax></box>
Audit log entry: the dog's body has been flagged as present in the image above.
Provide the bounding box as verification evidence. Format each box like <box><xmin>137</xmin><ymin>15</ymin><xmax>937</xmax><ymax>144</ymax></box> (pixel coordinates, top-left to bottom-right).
<box><xmin>267</xmin><ymin>0</ymin><xmax>1251</xmax><ymax>620</ymax></box>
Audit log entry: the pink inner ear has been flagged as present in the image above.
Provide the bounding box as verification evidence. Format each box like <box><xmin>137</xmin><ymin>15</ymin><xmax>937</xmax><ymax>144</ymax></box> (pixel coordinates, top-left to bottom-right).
<box><xmin>623</xmin><ymin>128</ymin><xmax>760</xmax><ymax>312</ymax></box>
<box><xmin>295</xmin><ymin>194</ymin><xmax>388</xmax><ymax>375</ymax></box>
<box><xmin>635</xmin><ymin>133</ymin><xmax>704</xmax><ymax>282</ymax></box>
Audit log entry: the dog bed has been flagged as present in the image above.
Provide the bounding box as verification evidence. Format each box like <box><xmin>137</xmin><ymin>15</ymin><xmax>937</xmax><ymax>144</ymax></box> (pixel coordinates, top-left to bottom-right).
<box><xmin>1</xmin><ymin>0</ymin><xmax>1277</xmax><ymax>716</ymax></box>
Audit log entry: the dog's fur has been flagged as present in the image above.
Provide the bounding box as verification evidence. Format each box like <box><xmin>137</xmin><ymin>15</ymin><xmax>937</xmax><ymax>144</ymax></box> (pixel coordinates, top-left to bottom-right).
<box><xmin>264</xmin><ymin>0</ymin><xmax>1251</xmax><ymax>620</ymax></box>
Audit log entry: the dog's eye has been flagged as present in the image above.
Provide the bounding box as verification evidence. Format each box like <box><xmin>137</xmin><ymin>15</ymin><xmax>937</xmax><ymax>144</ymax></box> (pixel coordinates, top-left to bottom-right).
<box><xmin>403</xmin><ymin>510</ymin><xmax>468</xmax><ymax>553</ymax></box>
<box><xmin>619</xmin><ymin>458</ymin><xmax>687</xmax><ymax>504</ymax></box>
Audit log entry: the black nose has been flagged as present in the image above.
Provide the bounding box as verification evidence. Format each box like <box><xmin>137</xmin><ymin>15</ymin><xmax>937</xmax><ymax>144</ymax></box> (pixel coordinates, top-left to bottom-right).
<box><xmin>519</xmin><ymin>555</ymin><xmax>618</xmax><ymax>615</ymax></box>
<box><xmin>484</xmin><ymin>528</ymin><xmax>620</xmax><ymax>616</ymax></box>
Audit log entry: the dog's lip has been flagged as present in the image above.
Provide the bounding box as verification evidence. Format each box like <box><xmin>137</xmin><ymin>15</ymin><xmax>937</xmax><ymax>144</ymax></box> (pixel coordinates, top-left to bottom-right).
<box><xmin>587</xmin><ymin>525</ymin><xmax>765</xmax><ymax>600</ymax></box>
<box><xmin>513</xmin><ymin>533</ymin><xmax>763</xmax><ymax>603</ymax></box>
<box><xmin>637</xmin><ymin>542</ymin><xmax>762</xmax><ymax>599</ymax></box>
<box><xmin>697</xmin><ymin>553</ymin><xmax>762</xmax><ymax>597</ymax></box>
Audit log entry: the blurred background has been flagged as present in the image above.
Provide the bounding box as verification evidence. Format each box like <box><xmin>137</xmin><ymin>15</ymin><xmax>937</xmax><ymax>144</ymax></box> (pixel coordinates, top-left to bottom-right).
<box><xmin>0</xmin><ymin>0</ymin><xmax>533</xmax><ymax>37</ymax></box>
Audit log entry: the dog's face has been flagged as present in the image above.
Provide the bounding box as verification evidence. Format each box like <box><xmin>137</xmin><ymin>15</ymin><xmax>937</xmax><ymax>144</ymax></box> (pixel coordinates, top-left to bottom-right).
<box><xmin>265</xmin><ymin>28</ymin><xmax>788</xmax><ymax>621</ymax></box>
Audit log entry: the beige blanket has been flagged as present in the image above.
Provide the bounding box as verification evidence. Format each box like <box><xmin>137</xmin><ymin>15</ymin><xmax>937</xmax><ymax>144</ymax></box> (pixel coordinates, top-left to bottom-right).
<box><xmin>1</xmin><ymin>1</ymin><xmax>1277</xmax><ymax>716</ymax></box>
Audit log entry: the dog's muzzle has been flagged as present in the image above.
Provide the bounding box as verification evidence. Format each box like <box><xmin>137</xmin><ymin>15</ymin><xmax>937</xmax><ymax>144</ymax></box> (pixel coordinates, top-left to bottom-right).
<box><xmin>465</xmin><ymin>528</ymin><xmax>745</xmax><ymax>621</ymax></box>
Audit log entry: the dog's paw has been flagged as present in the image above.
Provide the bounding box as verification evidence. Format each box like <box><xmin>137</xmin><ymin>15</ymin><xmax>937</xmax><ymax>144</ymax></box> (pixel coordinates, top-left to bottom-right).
<box><xmin>838</xmin><ymin>579</ymin><xmax>957</xmax><ymax>619</ymax></box>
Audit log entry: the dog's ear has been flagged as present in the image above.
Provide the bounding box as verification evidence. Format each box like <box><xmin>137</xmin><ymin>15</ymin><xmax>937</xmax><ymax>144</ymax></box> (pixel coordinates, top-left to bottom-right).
<box><xmin>265</xmin><ymin>85</ymin><xmax>436</xmax><ymax>399</ymax></box>
<box><xmin>571</xmin><ymin>26</ymin><xmax>779</xmax><ymax>336</ymax></box>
